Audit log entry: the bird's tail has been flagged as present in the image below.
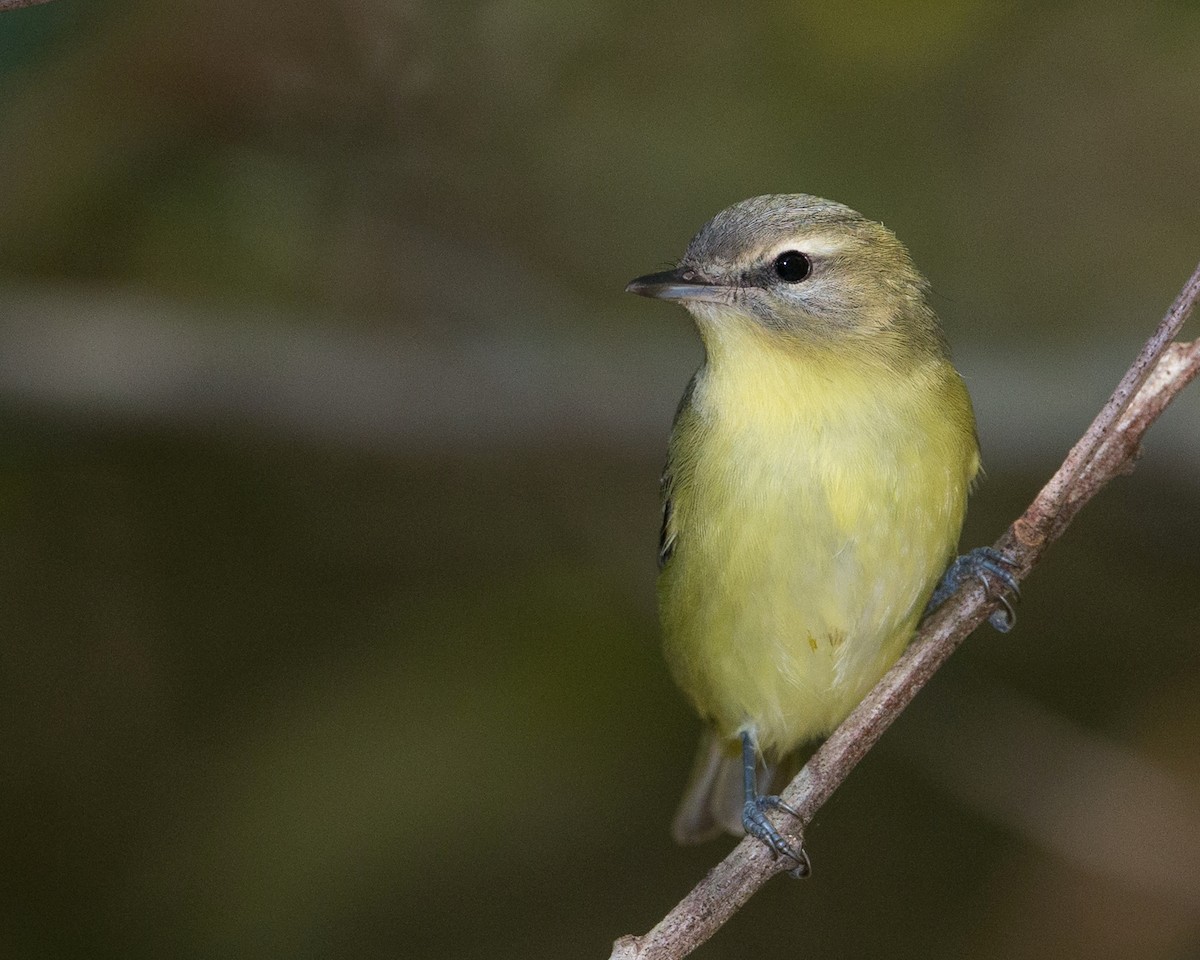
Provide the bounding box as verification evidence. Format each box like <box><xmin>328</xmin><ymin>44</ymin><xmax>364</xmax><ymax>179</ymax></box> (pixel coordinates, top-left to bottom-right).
<box><xmin>671</xmin><ymin>729</ymin><xmax>796</xmax><ymax>844</ymax></box>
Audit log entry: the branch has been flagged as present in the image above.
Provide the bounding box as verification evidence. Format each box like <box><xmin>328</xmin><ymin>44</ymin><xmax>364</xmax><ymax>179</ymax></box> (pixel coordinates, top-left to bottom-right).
<box><xmin>611</xmin><ymin>259</ymin><xmax>1200</xmax><ymax>960</ymax></box>
<box><xmin>0</xmin><ymin>0</ymin><xmax>58</xmax><ymax>10</ymax></box>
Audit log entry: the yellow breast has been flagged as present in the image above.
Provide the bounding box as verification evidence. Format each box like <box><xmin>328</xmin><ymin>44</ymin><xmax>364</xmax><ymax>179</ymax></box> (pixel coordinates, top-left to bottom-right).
<box><xmin>659</xmin><ymin>330</ymin><xmax>979</xmax><ymax>757</ymax></box>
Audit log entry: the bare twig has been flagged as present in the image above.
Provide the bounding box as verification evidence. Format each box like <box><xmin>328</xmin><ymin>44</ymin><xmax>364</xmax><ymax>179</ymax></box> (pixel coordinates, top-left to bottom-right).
<box><xmin>0</xmin><ymin>0</ymin><xmax>58</xmax><ymax>10</ymax></box>
<box><xmin>611</xmin><ymin>259</ymin><xmax>1200</xmax><ymax>960</ymax></box>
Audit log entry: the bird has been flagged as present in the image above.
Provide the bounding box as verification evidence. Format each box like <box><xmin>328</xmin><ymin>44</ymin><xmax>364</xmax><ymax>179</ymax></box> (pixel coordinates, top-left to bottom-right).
<box><xmin>626</xmin><ymin>194</ymin><xmax>1015</xmax><ymax>872</ymax></box>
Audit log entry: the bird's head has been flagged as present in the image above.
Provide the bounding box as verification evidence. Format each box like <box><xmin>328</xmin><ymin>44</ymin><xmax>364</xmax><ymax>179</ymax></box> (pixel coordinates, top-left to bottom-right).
<box><xmin>627</xmin><ymin>194</ymin><xmax>946</xmax><ymax>360</ymax></box>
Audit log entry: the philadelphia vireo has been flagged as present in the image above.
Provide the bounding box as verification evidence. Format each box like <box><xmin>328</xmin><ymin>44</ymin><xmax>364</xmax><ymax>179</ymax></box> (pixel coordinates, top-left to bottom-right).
<box><xmin>627</xmin><ymin>194</ymin><xmax>1015</xmax><ymax>872</ymax></box>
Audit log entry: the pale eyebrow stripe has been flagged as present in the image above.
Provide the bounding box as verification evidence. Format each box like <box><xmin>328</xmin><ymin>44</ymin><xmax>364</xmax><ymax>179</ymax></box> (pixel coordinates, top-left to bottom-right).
<box><xmin>763</xmin><ymin>234</ymin><xmax>847</xmax><ymax>261</ymax></box>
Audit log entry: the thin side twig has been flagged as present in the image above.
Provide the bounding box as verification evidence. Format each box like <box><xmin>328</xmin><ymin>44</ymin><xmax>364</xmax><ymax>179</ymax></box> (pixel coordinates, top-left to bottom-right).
<box><xmin>611</xmin><ymin>258</ymin><xmax>1200</xmax><ymax>960</ymax></box>
<box><xmin>1004</xmin><ymin>259</ymin><xmax>1200</xmax><ymax>559</ymax></box>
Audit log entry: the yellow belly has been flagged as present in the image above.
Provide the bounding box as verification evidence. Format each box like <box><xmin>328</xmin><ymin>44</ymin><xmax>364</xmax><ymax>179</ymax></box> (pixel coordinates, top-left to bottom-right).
<box><xmin>659</xmin><ymin>345</ymin><xmax>978</xmax><ymax>758</ymax></box>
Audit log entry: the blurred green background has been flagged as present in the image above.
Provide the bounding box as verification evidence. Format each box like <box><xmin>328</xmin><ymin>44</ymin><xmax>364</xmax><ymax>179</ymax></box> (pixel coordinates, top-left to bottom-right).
<box><xmin>2</xmin><ymin>1</ymin><xmax>1199</xmax><ymax>958</ymax></box>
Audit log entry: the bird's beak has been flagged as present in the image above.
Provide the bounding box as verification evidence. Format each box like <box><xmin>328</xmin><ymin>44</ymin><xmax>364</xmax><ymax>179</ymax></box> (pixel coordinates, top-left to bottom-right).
<box><xmin>625</xmin><ymin>267</ymin><xmax>729</xmax><ymax>304</ymax></box>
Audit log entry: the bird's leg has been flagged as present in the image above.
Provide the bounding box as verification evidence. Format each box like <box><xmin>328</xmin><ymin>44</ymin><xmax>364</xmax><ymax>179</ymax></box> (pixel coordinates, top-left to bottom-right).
<box><xmin>925</xmin><ymin>546</ymin><xmax>1020</xmax><ymax>632</ymax></box>
<box><xmin>740</xmin><ymin>731</ymin><xmax>811</xmax><ymax>878</ymax></box>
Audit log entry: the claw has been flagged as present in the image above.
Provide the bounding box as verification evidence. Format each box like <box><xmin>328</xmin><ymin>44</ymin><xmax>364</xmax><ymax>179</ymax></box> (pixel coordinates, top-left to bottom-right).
<box><xmin>926</xmin><ymin>546</ymin><xmax>1021</xmax><ymax>632</ymax></box>
<box><xmin>743</xmin><ymin>796</ymin><xmax>809</xmax><ymax>874</ymax></box>
<box><xmin>761</xmin><ymin>794</ymin><xmax>802</xmax><ymax>821</ymax></box>
<box><xmin>985</xmin><ymin>586</ymin><xmax>1017</xmax><ymax>633</ymax></box>
<box><xmin>788</xmin><ymin>847</ymin><xmax>813</xmax><ymax>879</ymax></box>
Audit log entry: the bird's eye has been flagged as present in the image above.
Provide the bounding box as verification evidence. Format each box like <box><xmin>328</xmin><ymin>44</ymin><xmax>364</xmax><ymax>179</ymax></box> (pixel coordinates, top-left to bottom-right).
<box><xmin>773</xmin><ymin>250</ymin><xmax>811</xmax><ymax>283</ymax></box>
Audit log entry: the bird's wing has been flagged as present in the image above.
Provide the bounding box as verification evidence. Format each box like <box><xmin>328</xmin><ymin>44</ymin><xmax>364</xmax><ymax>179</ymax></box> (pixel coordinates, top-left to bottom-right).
<box><xmin>658</xmin><ymin>465</ymin><xmax>676</xmax><ymax>569</ymax></box>
<box><xmin>658</xmin><ymin>373</ymin><xmax>698</xmax><ymax>570</ymax></box>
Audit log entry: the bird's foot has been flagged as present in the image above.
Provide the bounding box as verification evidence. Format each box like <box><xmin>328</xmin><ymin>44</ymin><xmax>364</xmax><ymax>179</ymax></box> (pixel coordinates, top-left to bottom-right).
<box><xmin>926</xmin><ymin>547</ymin><xmax>1020</xmax><ymax>632</ymax></box>
<box><xmin>742</xmin><ymin>795</ymin><xmax>811</xmax><ymax>878</ymax></box>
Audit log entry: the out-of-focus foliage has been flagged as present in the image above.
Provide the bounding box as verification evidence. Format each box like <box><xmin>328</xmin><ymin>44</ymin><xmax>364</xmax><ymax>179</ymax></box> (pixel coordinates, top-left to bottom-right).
<box><xmin>1</xmin><ymin>2</ymin><xmax>1198</xmax><ymax>959</ymax></box>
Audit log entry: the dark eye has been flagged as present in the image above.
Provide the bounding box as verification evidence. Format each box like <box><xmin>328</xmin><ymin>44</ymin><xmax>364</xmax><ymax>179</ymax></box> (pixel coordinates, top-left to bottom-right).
<box><xmin>773</xmin><ymin>250</ymin><xmax>811</xmax><ymax>283</ymax></box>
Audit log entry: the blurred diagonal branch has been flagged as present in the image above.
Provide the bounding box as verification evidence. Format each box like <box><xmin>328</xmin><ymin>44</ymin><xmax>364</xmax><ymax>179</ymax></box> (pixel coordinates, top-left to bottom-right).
<box><xmin>610</xmin><ymin>258</ymin><xmax>1200</xmax><ymax>960</ymax></box>
<box><xmin>0</xmin><ymin>0</ymin><xmax>57</xmax><ymax>10</ymax></box>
